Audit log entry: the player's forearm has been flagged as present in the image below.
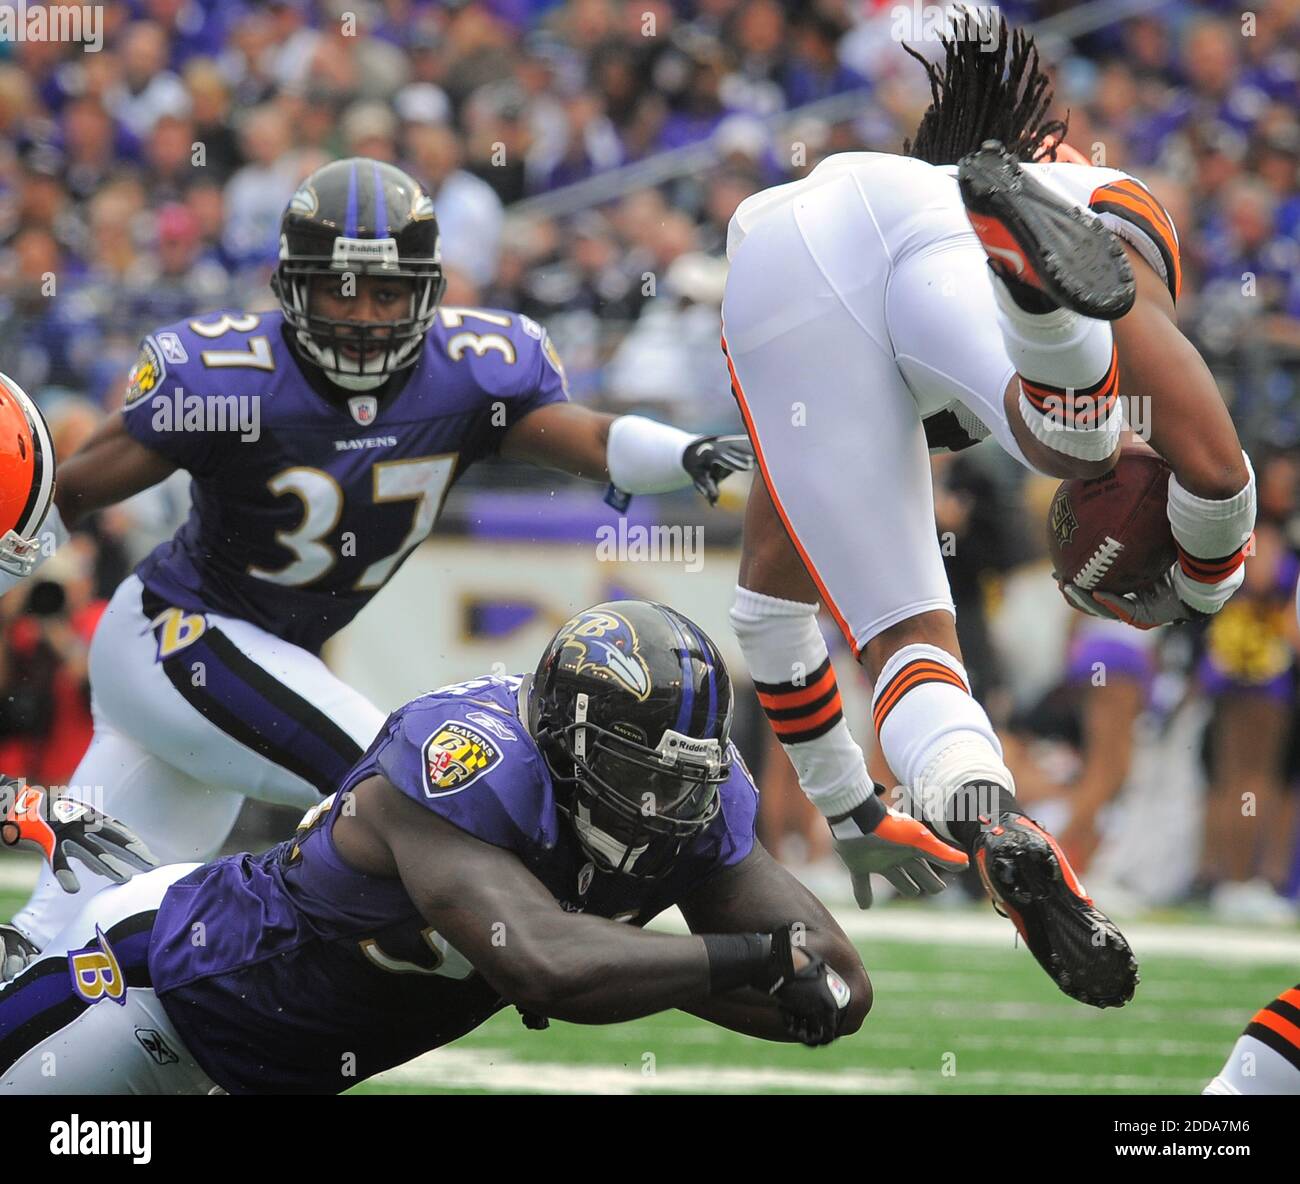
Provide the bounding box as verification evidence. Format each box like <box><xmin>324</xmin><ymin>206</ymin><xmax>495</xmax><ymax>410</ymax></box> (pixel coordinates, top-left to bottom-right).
<box><xmin>54</xmin><ymin>414</ymin><xmax>177</xmax><ymax>529</ymax></box>
<box><xmin>1111</xmin><ymin>249</ymin><xmax>1247</xmax><ymax>500</ymax></box>
<box><xmin>1140</xmin><ymin>367</ymin><xmax>1247</xmax><ymax>501</ymax></box>
<box><xmin>505</xmin><ymin>924</ymin><xmax>715</xmax><ymax>1024</ymax></box>
<box><xmin>681</xmin><ymin>990</ymin><xmax>803</xmax><ymax>1042</ymax></box>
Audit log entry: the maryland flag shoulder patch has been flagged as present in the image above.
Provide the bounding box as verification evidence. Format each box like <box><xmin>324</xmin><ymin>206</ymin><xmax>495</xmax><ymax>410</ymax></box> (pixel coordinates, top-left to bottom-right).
<box><xmin>124</xmin><ymin>337</ymin><xmax>166</xmax><ymax>407</ymax></box>
<box><xmin>421</xmin><ymin>720</ymin><xmax>503</xmax><ymax>798</ymax></box>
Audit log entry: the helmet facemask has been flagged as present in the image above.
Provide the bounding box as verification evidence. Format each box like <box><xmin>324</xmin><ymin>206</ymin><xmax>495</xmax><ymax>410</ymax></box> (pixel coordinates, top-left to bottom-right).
<box><xmin>274</xmin><ymin>237</ymin><xmax>445</xmax><ymax>392</ymax></box>
<box><xmin>544</xmin><ymin>693</ymin><xmax>729</xmax><ymax>880</ymax></box>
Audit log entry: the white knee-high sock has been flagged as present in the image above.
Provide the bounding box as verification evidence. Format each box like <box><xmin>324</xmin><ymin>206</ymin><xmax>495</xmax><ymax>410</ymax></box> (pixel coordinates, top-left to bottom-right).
<box><xmin>730</xmin><ymin>586</ymin><xmax>873</xmax><ymax>817</ymax></box>
<box><xmin>991</xmin><ymin>276</ymin><xmax>1123</xmax><ymax>464</ymax></box>
<box><xmin>872</xmin><ymin>643</ymin><xmax>1015</xmax><ymax>840</ymax></box>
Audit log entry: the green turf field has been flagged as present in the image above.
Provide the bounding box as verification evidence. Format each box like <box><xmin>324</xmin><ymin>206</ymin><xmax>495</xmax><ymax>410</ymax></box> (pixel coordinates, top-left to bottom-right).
<box><xmin>3</xmin><ymin>876</ymin><xmax>1292</xmax><ymax>1095</ymax></box>
<box><xmin>353</xmin><ymin>921</ymin><xmax>1292</xmax><ymax>1095</ymax></box>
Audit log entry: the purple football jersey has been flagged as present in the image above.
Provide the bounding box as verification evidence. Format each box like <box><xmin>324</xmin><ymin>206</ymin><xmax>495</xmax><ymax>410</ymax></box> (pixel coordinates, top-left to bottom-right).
<box><xmin>148</xmin><ymin>675</ymin><xmax>757</xmax><ymax>1093</ymax></box>
<box><xmin>121</xmin><ymin>308</ymin><xmax>568</xmax><ymax>652</ymax></box>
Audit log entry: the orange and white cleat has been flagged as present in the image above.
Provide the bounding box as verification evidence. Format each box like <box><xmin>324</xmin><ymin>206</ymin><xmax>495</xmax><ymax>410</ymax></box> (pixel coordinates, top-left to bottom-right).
<box><xmin>958</xmin><ymin>140</ymin><xmax>1136</xmax><ymax>321</ymax></box>
<box><xmin>974</xmin><ymin>810</ymin><xmax>1139</xmax><ymax>1008</ymax></box>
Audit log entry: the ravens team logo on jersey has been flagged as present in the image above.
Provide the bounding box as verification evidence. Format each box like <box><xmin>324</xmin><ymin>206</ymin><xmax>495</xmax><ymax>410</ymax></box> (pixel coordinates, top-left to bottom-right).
<box><xmin>124</xmin><ymin>338</ymin><xmax>166</xmax><ymax>407</ymax></box>
<box><xmin>422</xmin><ymin>721</ymin><xmax>502</xmax><ymax>797</ymax></box>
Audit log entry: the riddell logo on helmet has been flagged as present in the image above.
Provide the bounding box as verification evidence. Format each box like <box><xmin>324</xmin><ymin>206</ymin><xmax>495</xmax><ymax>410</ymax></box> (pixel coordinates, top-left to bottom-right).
<box><xmin>331</xmin><ymin>237</ymin><xmax>400</xmax><ymax>266</ymax></box>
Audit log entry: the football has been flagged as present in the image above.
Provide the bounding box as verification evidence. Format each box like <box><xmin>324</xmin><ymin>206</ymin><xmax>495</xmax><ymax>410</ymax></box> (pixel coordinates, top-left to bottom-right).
<box><xmin>1047</xmin><ymin>444</ymin><xmax>1177</xmax><ymax>593</ymax></box>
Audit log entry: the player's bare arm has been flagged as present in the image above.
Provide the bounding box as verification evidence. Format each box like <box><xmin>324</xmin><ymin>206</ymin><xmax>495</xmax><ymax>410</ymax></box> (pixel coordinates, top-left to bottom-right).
<box><xmin>1002</xmin><ymin>242</ymin><xmax>1247</xmax><ymax>489</ymax></box>
<box><xmin>335</xmin><ymin>771</ymin><xmax>847</xmax><ymax>1036</ymax></box>
<box><xmin>501</xmin><ymin>401</ymin><xmax>754</xmax><ymax>505</ymax></box>
<box><xmin>498</xmin><ymin>401</ymin><xmax>611</xmax><ymax>479</ymax></box>
<box><xmin>678</xmin><ymin>842</ymin><xmax>871</xmax><ymax>1040</ymax></box>
<box><xmin>1109</xmin><ymin>240</ymin><xmax>1249</xmax><ymax>500</ymax></box>
<box><xmin>53</xmin><ymin>411</ymin><xmax>177</xmax><ymax>528</ymax></box>
<box><xmin>339</xmin><ymin>772</ymin><xmax>713</xmax><ymax>1022</ymax></box>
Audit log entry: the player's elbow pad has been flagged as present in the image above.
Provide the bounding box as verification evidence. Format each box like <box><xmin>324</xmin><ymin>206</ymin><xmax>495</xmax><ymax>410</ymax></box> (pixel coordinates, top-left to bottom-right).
<box><xmin>605</xmin><ymin>415</ymin><xmax>696</xmax><ymax>494</ymax></box>
<box><xmin>0</xmin><ymin>504</ymin><xmax>69</xmax><ymax>596</ymax></box>
<box><xmin>1167</xmin><ymin>452</ymin><xmax>1256</xmax><ymax>614</ymax></box>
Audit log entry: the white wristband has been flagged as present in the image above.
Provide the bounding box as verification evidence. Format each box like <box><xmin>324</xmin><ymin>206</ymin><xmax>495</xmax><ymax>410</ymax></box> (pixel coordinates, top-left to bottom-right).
<box><xmin>605</xmin><ymin>415</ymin><xmax>697</xmax><ymax>495</ymax></box>
<box><xmin>1167</xmin><ymin>452</ymin><xmax>1256</xmax><ymax>614</ymax></box>
<box><xmin>1167</xmin><ymin>451</ymin><xmax>1256</xmax><ymax>561</ymax></box>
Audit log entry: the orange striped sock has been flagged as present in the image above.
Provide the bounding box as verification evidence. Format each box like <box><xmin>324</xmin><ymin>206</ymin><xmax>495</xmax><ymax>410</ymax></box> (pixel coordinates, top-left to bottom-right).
<box><xmin>1244</xmin><ymin>984</ymin><xmax>1300</xmax><ymax>1073</ymax></box>
<box><xmin>755</xmin><ymin>655</ymin><xmax>844</xmax><ymax>745</ymax></box>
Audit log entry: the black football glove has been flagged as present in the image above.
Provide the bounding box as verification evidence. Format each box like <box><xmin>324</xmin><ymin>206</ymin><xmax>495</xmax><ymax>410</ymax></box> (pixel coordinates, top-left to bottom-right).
<box><xmin>762</xmin><ymin>926</ymin><xmax>852</xmax><ymax>1047</ymax></box>
<box><xmin>0</xmin><ymin>777</ymin><xmax>157</xmax><ymax>893</ymax></box>
<box><xmin>681</xmin><ymin>434</ymin><xmax>754</xmax><ymax>505</ymax></box>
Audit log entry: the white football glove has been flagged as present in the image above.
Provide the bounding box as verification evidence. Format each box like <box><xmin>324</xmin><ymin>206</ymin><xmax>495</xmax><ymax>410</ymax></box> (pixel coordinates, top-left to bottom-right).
<box><xmin>829</xmin><ymin>789</ymin><xmax>969</xmax><ymax>909</ymax></box>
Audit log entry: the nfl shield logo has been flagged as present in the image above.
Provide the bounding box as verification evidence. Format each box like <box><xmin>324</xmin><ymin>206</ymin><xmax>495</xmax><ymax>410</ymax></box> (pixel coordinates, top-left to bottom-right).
<box><xmin>348</xmin><ymin>396</ymin><xmax>378</xmax><ymax>425</ymax></box>
<box><xmin>578</xmin><ymin>862</ymin><xmax>595</xmax><ymax>896</ymax></box>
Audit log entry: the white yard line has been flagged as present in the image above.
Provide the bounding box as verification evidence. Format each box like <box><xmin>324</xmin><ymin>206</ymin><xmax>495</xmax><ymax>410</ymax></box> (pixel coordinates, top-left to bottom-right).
<box><xmin>648</xmin><ymin>906</ymin><xmax>1300</xmax><ymax>965</ymax></box>
<box><xmin>368</xmin><ymin>1047</ymin><xmax>1199</xmax><ymax>1095</ymax></box>
<box><xmin>1</xmin><ymin>857</ymin><xmax>1295</xmax><ymax>964</ymax></box>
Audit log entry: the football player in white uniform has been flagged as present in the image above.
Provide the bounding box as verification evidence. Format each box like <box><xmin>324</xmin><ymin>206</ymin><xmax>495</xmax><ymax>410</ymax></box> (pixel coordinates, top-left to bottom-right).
<box><xmin>723</xmin><ymin>15</ymin><xmax>1255</xmax><ymax>1008</ymax></box>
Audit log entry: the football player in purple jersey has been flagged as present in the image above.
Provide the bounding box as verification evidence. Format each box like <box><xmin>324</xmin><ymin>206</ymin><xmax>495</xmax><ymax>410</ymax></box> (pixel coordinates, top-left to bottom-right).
<box><xmin>0</xmin><ymin>602</ymin><xmax>869</xmax><ymax>1094</ymax></box>
<box><xmin>0</xmin><ymin>159</ymin><xmax>753</xmax><ymax>977</ymax></box>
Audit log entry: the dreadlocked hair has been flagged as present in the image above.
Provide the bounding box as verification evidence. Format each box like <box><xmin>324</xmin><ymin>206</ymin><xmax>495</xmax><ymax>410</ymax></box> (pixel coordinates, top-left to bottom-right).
<box><xmin>902</xmin><ymin>12</ymin><xmax>1069</xmax><ymax>166</ymax></box>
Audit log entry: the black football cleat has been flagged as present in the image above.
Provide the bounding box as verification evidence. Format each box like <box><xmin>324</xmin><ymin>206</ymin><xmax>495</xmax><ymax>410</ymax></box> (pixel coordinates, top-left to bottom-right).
<box><xmin>958</xmin><ymin>140</ymin><xmax>1136</xmax><ymax>320</ymax></box>
<box><xmin>974</xmin><ymin>812</ymin><xmax>1139</xmax><ymax>1008</ymax></box>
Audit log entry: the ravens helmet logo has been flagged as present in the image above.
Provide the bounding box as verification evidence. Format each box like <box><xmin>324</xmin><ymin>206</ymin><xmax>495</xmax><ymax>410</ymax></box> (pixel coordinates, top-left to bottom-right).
<box><xmin>555</xmin><ymin>609</ymin><xmax>652</xmax><ymax>701</ymax></box>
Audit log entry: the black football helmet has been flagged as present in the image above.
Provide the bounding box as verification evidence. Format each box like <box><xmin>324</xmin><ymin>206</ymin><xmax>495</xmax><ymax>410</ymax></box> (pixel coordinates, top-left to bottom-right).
<box><xmin>271</xmin><ymin>157</ymin><xmax>446</xmax><ymax>392</ymax></box>
<box><xmin>527</xmin><ymin>600</ymin><xmax>734</xmax><ymax>880</ymax></box>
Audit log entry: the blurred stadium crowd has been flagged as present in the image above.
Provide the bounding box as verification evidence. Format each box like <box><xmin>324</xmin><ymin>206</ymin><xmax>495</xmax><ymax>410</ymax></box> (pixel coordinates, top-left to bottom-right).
<box><xmin>1</xmin><ymin>0</ymin><xmax>1299</xmax><ymax>920</ymax></box>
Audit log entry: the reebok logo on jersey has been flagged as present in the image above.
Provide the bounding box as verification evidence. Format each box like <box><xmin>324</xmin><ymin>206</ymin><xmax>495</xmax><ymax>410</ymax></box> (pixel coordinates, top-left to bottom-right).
<box><xmin>422</xmin><ymin>722</ymin><xmax>503</xmax><ymax>797</ymax></box>
<box><xmin>134</xmin><ymin>1027</ymin><xmax>180</xmax><ymax>1065</ymax></box>
<box><xmin>155</xmin><ymin>331</ymin><xmax>188</xmax><ymax>365</ymax></box>
<box><xmin>465</xmin><ymin>709</ymin><xmax>518</xmax><ymax>743</ymax></box>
